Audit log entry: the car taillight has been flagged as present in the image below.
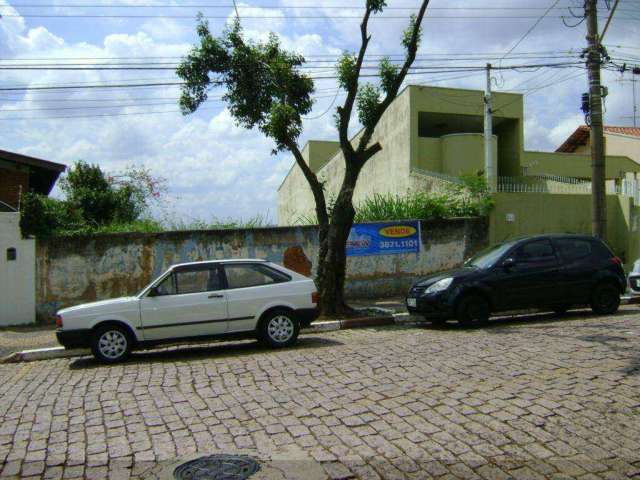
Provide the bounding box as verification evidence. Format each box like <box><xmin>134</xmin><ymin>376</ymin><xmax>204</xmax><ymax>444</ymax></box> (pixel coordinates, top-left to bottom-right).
<box><xmin>311</xmin><ymin>292</ymin><xmax>319</xmax><ymax>305</ymax></box>
<box><xmin>55</xmin><ymin>315</ymin><xmax>63</xmax><ymax>328</ymax></box>
<box><xmin>611</xmin><ymin>256</ymin><xmax>623</xmax><ymax>266</ymax></box>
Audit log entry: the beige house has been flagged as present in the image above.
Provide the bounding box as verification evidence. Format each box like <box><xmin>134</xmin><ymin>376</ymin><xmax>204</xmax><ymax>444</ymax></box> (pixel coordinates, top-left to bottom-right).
<box><xmin>556</xmin><ymin>125</ymin><xmax>640</xmax><ymax>166</ymax></box>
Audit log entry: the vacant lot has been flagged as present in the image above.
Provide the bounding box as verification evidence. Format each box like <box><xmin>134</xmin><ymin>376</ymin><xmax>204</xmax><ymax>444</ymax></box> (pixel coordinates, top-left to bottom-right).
<box><xmin>1</xmin><ymin>308</ymin><xmax>639</xmax><ymax>479</ymax></box>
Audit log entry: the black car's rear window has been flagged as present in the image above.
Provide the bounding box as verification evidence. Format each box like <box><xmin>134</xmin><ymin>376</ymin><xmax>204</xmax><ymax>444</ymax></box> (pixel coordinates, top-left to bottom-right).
<box><xmin>555</xmin><ymin>238</ymin><xmax>592</xmax><ymax>261</ymax></box>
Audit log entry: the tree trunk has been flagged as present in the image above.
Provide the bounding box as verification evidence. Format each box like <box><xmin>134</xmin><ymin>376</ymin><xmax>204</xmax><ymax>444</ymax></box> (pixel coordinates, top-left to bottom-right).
<box><xmin>318</xmin><ymin>163</ymin><xmax>360</xmax><ymax>315</ymax></box>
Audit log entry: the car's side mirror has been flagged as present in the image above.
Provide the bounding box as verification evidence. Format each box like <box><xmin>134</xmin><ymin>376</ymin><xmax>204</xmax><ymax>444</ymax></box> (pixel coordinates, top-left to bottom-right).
<box><xmin>502</xmin><ymin>258</ymin><xmax>516</xmax><ymax>270</ymax></box>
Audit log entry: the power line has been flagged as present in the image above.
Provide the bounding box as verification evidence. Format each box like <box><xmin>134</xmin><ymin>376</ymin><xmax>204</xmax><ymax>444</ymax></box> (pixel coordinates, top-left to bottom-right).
<box><xmin>4</xmin><ymin>3</ymin><xmax>639</xmax><ymax>10</ymax></box>
<box><xmin>0</xmin><ymin>62</ymin><xmax>586</xmax><ymax>91</ymax></box>
<box><xmin>0</xmin><ymin>60</ymin><xmax>586</xmax><ymax>72</ymax></box>
<box><xmin>0</xmin><ymin>50</ymin><xmax>588</xmax><ymax>61</ymax></box>
<box><xmin>500</xmin><ymin>0</ymin><xmax>564</xmax><ymax>63</ymax></box>
<box><xmin>0</xmin><ymin>12</ymin><xmax>630</xmax><ymax>20</ymax></box>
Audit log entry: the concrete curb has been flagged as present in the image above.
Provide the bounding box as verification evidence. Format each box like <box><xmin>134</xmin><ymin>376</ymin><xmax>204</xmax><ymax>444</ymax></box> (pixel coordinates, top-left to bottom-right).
<box><xmin>2</xmin><ymin>315</ymin><xmax>396</xmax><ymax>363</ymax></box>
<box><xmin>1</xmin><ymin>346</ymin><xmax>89</xmax><ymax>363</ymax></box>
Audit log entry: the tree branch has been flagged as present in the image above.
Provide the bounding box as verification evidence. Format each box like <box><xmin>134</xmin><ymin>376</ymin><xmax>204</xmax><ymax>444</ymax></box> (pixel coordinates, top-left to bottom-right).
<box><xmin>356</xmin><ymin>0</ymin><xmax>431</xmax><ymax>156</ymax></box>
<box><xmin>288</xmin><ymin>142</ymin><xmax>329</xmax><ymax>227</ymax></box>
<box><xmin>337</xmin><ymin>5</ymin><xmax>374</xmax><ymax>159</ymax></box>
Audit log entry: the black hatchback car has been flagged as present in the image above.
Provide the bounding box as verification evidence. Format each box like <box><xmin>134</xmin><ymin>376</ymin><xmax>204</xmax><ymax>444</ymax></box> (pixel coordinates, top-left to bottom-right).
<box><xmin>406</xmin><ymin>234</ymin><xmax>625</xmax><ymax>324</ymax></box>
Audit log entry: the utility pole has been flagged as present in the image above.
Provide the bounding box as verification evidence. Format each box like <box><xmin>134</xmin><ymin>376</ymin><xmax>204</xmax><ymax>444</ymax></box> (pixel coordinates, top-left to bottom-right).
<box><xmin>633</xmin><ymin>70</ymin><xmax>638</xmax><ymax>128</ymax></box>
<box><xmin>585</xmin><ymin>0</ymin><xmax>606</xmax><ymax>239</ymax></box>
<box><xmin>484</xmin><ymin>63</ymin><xmax>496</xmax><ymax>192</ymax></box>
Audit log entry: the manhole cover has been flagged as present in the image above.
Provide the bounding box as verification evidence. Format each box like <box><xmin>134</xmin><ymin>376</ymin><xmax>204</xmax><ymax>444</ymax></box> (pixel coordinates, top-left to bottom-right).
<box><xmin>173</xmin><ymin>454</ymin><xmax>261</xmax><ymax>480</ymax></box>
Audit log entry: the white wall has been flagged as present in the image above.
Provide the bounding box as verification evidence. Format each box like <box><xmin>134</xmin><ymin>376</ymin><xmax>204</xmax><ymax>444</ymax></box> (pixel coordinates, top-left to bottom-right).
<box><xmin>0</xmin><ymin>212</ymin><xmax>35</xmax><ymax>325</ymax></box>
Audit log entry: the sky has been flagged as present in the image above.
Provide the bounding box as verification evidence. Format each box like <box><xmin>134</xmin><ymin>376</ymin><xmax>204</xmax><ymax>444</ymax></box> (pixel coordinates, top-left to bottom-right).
<box><xmin>1</xmin><ymin>0</ymin><xmax>639</xmax><ymax>224</ymax></box>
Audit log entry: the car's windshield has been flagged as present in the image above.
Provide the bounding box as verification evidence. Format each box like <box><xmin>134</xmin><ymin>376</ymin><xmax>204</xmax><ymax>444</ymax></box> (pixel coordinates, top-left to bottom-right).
<box><xmin>465</xmin><ymin>241</ymin><xmax>515</xmax><ymax>269</ymax></box>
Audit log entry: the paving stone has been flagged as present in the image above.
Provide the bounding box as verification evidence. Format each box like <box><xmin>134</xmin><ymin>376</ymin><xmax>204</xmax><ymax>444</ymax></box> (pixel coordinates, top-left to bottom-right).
<box><xmin>1</xmin><ymin>309</ymin><xmax>639</xmax><ymax>479</ymax></box>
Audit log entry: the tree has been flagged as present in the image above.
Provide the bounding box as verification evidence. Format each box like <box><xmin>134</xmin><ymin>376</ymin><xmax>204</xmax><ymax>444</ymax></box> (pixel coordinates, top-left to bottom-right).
<box><xmin>177</xmin><ymin>1</ymin><xmax>431</xmax><ymax>315</ymax></box>
<box><xmin>20</xmin><ymin>161</ymin><xmax>165</xmax><ymax>237</ymax></box>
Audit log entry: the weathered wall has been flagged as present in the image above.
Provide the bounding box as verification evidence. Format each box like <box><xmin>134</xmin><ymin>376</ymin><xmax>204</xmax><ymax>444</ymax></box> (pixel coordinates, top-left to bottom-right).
<box><xmin>0</xmin><ymin>213</ymin><xmax>36</xmax><ymax>326</ymax></box>
<box><xmin>36</xmin><ymin>217</ymin><xmax>489</xmax><ymax>322</ymax></box>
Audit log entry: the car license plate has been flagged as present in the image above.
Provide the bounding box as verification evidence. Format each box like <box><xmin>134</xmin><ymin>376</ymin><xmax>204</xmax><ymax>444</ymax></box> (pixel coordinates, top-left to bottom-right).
<box><xmin>407</xmin><ymin>298</ymin><xmax>417</xmax><ymax>308</ymax></box>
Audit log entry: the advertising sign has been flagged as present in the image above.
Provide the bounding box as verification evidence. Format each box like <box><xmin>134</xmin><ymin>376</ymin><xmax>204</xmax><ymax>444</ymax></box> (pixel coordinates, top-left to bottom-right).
<box><xmin>346</xmin><ymin>221</ymin><xmax>421</xmax><ymax>256</ymax></box>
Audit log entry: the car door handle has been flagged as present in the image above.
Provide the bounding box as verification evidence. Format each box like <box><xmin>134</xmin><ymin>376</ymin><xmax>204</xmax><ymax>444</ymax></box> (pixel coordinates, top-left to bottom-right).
<box><xmin>208</xmin><ymin>293</ymin><xmax>224</xmax><ymax>299</ymax></box>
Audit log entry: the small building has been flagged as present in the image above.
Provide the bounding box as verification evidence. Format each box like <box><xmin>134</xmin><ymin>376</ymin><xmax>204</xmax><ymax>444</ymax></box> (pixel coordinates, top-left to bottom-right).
<box><xmin>0</xmin><ymin>149</ymin><xmax>65</xmax><ymax>326</ymax></box>
<box><xmin>278</xmin><ymin>85</ymin><xmax>640</xmax><ymax>225</ymax></box>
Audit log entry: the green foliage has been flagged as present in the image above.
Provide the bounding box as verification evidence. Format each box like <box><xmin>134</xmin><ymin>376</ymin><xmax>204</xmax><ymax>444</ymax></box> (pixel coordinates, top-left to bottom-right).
<box><xmin>379</xmin><ymin>57</ymin><xmax>399</xmax><ymax>95</ymax></box>
<box><xmin>19</xmin><ymin>192</ymin><xmax>83</xmax><ymax>239</ymax></box>
<box><xmin>356</xmin><ymin>83</ymin><xmax>381</xmax><ymax>130</ymax></box>
<box><xmin>336</xmin><ymin>52</ymin><xmax>357</xmax><ymax>91</ymax></box>
<box><xmin>402</xmin><ymin>14</ymin><xmax>422</xmax><ymax>52</ymax></box>
<box><xmin>353</xmin><ymin>176</ymin><xmax>495</xmax><ymax>223</ymax></box>
<box><xmin>20</xmin><ymin>161</ymin><xmax>166</xmax><ymax>238</ymax></box>
<box><xmin>165</xmin><ymin>213</ymin><xmax>272</xmax><ymax>231</ymax></box>
<box><xmin>366</xmin><ymin>0</ymin><xmax>387</xmax><ymax>13</ymax></box>
<box><xmin>177</xmin><ymin>17</ymin><xmax>314</xmax><ymax>151</ymax></box>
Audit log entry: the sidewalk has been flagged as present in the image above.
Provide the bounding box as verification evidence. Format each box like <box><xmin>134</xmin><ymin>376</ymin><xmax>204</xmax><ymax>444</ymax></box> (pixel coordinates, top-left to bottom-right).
<box><xmin>0</xmin><ymin>326</ymin><xmax>58</xmax><ymax>358</ymax></box>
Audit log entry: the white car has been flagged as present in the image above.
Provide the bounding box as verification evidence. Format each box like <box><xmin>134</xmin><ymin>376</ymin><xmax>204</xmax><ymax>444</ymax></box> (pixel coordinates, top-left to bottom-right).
<box><xmin>56</xmin><ymin>259</ymin><xmax>319</xmax><ymax>363</ymax></box>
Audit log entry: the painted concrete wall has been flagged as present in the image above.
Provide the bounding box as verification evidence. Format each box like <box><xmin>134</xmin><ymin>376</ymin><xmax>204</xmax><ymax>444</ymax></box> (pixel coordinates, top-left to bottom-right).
<box><xmin>522</xmin><ymin>151</ymin><xmax>640</xmax><ymax>178</ymax></box>
<box><xmin>409</xmin><ymin>85</ymin><xmax>524</xmax><ymax>176</ymax></box>
<box><xmin>278</xmin><ymin>88</ymin><xmax>412</xmax><ymax>225</ymax></box>
<box><xmin>0</xmin><ymin>213</ymin><xmax>36</xmax><ymax>326</ymax></box>
<box><xmin>416</xmin><ymin>134</ymin><xmax>497</xmax><ymax>176</ymax></box>
<box><xmin>489</xmin><ymin>193</ymin><xmax>637</xmax><ymax>266</ymax></box>
<box><xmin>304</xmin><ymin>140</ymin><xmax>341</xmax><ymax>172</ymax></box>
<box><xmin>605</xmin><ymin>133</ymin><xmax>640</xmax><ymax>164</ymax></box>
<box><xmin>441</xmin><ymin>134</ymin><xmax>497</xmax><ymax>177</ymax></box>
<box><xmin>36</xmin><ymin>217</ymin><xmax>489</xmax><ymax>322</ymax></box>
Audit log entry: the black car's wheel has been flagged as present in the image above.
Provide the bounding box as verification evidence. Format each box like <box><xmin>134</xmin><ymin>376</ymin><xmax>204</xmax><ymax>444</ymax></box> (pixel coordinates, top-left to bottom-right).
<box><xmin>91</xmin><ymin>324</ymin><xmax>132</xmax><ymax>363</ymax></box>
<box><xmin>590</xmin><ymin>283</ymin><xmax>620</xmax><ymax>315</ymax></box>
<box><xmin>456</xmin><ymin>294</ymin><xmax>490</xmax><ymax>325</ymax></box>
<box><xmin>258</xmin><ymin>309</ymin><xmax>300</xmax><ymax>348</ymax></box>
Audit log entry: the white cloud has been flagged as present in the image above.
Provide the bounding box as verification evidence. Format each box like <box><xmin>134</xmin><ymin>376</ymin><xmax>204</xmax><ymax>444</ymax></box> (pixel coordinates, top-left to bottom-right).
<box><xmin>1</xmin><ymin>0</ymin><xmax>638</xmax><ymax>223</ymax></box>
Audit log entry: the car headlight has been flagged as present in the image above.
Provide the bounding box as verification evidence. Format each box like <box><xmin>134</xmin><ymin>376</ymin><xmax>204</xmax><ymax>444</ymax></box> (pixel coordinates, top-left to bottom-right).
<box><xmin>424</xmin><ymin>278</ymin><xmax>453</xmax><ymax>295</ymax></box>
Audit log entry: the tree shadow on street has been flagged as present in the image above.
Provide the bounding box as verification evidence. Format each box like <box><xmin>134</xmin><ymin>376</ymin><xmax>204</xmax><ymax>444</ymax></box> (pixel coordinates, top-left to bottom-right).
<box><xmin>68</xmin><ymin>336</ymin><xmax>343</xmax><ymax>369</ymax></box>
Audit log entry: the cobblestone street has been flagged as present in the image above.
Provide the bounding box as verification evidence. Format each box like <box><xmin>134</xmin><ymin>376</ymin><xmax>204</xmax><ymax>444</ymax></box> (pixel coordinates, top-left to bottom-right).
<box><xmin>1</xmin><ymin>308</ymin><xmax>639</xmax><ymax>479</ymax></box>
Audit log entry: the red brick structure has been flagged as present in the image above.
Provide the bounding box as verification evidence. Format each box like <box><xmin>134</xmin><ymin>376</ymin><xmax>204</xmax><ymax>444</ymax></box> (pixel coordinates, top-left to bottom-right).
<box><xmin>0</xmin><ymin>149</ymin><xmax>66</xmax><ymax>210</ymax></box>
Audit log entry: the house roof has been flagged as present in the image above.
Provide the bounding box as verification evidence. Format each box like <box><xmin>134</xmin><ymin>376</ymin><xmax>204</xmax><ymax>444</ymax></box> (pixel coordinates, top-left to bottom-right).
<box><xmin>0</xmin><ymin>149</ymin><xmax>66</xmax><ymax>195</ymax></box>
<box><xmin>556</xmin><ymin>125</ymin><xmax>640</xmax><ymax>153</ymax></box>
<box><xmin>604</xmin><ymin>126</ymin><xmax>640</xmax><ymax>137</ymax></box>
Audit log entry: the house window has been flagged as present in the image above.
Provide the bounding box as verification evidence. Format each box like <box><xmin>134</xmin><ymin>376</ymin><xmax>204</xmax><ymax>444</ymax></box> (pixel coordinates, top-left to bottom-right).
<box><xmin>6</xmin><ymin>248</ymin><xmax>17</xmax><ymax>261</ymax></box>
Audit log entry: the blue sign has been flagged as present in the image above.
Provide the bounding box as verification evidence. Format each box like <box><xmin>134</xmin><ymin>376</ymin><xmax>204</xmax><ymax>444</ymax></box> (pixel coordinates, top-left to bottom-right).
<box><xmin>346</xmin><ymin>221</ymin><xmax>421</xmax><ymax>256</ymax></box>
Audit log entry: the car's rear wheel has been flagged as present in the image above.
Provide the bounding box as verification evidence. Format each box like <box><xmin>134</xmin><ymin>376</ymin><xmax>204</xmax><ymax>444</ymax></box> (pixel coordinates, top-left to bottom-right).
<box><xmin>590</xmin><ymin>283</ymin><xmax>620</xmax><ymax>315</ymax></box>
<box><xmin>456</xmin><ymin>294</ymin><xmax>490</xmax><ymax>325</ymax></box>
<box><xmin>259</xmin><ymin>309</ymin><xmax>300</xmax><ymax>348</ymax></box>
<box><xmin>91</xmin><ymin>324</ymin><xmax>132</xmax><ymax>363</ymax></box>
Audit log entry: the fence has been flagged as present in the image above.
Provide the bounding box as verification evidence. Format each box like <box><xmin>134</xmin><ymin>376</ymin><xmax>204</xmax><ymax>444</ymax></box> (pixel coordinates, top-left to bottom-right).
<box><xmin>497</xmin><ymin>175</ymin><xmax>640</xmax><ymax>205</ymax></box>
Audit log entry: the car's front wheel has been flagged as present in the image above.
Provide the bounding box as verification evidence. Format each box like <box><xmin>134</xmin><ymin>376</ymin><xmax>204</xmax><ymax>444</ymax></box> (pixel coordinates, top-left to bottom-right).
<box><xmin>456</xmin><ymin>294</ymin><xmax>490</xmax><ymax>325</ymax></box>
<box><xmin>590</xmin><ymin>283</ymin><xmax>621</xmax><ymax>315</ymax></box>
<box><xmin>258</xmin><ymin>309</ymin><xmax>300</xmax><ymax>348</ymax></box>
<box><xmin>91</xmin><ymin>324</ymin><xmax>132</xmax><ymax>363</ymax></box>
